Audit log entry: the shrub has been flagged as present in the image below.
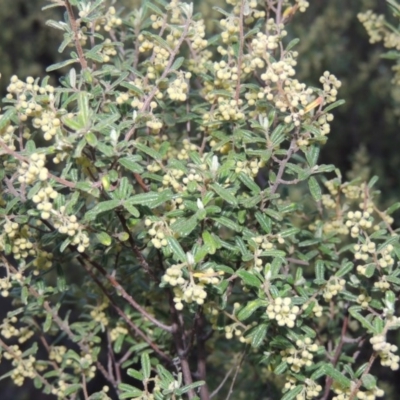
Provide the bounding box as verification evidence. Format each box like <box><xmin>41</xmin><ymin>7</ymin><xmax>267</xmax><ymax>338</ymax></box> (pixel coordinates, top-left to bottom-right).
<box><xmin>1</xmin><ymin>0</ymin><xmax>400</xmax><ymax>399</ymax></box>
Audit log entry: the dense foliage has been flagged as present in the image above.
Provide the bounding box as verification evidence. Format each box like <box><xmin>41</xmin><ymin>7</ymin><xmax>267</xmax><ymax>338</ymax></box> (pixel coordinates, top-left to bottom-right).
<box><xmin>1</xmin><ymin>1</ymin><xmax>400</xmax><ymax>399</ymax></box>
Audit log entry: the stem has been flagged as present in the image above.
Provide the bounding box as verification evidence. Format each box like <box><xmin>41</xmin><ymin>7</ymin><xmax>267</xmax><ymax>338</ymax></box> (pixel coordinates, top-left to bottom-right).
<box><xmin>125</xmin><ymin>18</ymin><xmax>192</xmax><ymax>142</ymax></box>
<box><xmin>169</xmin><ymin>292</ymin><xmax>195</xmax><ymax>398</ymax></box>
<box><xmin>235</xmin><ymin>0</ymin><xmax>245</xmax><ymax>102</ymax></box>
<box><xmin>65</xmin><ymin>0</ymin><xmax>88</xmax><ymax>70</ymax></box>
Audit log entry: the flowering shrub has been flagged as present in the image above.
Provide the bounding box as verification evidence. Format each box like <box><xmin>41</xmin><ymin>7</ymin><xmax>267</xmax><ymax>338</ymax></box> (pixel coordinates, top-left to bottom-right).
<box><xmin>1</xmin><ymin>0</ymin><xmax>400</xmax><ymax>399</ymax></box>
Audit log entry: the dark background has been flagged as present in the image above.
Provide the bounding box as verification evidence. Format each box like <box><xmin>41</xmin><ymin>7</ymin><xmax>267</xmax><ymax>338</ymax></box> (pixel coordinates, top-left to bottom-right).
<box><xmin>1</xmin><ymin>0</ymin><xmax>400</xmax><ymax>398</ymax></box>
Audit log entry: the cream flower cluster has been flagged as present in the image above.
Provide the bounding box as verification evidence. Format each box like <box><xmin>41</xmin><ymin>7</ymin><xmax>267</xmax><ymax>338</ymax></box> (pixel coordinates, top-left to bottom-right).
<box><xmin>49</xmin><ymin>345</ymin><xmax>67</xmax><ymax>364</ymax></box>
<box><xmin>144</xmin><ymin>218</ymin><xmax>170</xmax><ymax>249</ymax></box>
<box><xmin>3</xmin><ymin>345</ymin><xmax>36</xmax><ymax>386</ymax></box>
<box><xmin>357</xmin><ymin>293</ymin><xmax>372</xmax><ymax>309</ymax></box>
<box><xmin>283</xmin><ymin>377</ymin><xmax>322</xmax><ymax>400</ymax></box>
<box><xmin>32</xmin><ymin>110</ymin><xmax>61</xmax><ymax>141</ymax></box>
<box><xmin>319</xmin><ymin>71</ymin><xmax>342</xmax><ymax>103</ymax></box>
<box><xmin>32</xmin><ymin>184</ymin><xmax>58</xmax><ymax>220</ymax></box>
<box><xmin>370</xmin><ymin>334</ymin><xmax>400</xmax><ymax>370</ymax></box>
<box><xmin>266</xmin><ymin>297</ymin><xmax>299</xmax><ymax>328</ymax></box>
<box><xmin>358</xmin><ymin>11</ymin><xmax>386</xmax><ymax>45</ymax></box>
<box><xmin>167</xmin><ymin>72</ymin><xmax>191</xmax><ymax>102</ymax></box>
<box><xmin>17</xmin><ymin>153</ymin><xmax>48</xmax><ymax>184</ymax></box>
<box><xmin>90</xmin><ymin>6</ymin><xmax>122</xmax><ymax>32</ymax></box>
<box><xmin>110</xmin><ymin>324</ymin><xmax>128</xmax><ymax>341</ymax></box>
<box><xmin>302</xmin><ymin>301</ymin><xmax>323</xmax><ymax>318</ymax></box>
<box><xmin>163</xmin><ymin>260</ymin><xmax>222</xmax><ymax>310</ymax></box>
<box><xmin>90</xmin><ymin>302</ymin><xmax>109</xmax><ymax>328</ymax></box>
<box><xmin>323</xmin><ymin>277</ymin><xmax>345</xmax><ymax>301</ymax></box>
<box><xmin>280</xmin><ymin>337</ymin><xmax>318</xmax><ymax>373</ymax></box>
<box><xmin>235</xmin><ymin>158</ymin><xmax>265</xmax><ymax>178</ymax></box>
<box><xmin>224</xmin><ymin>321</ymin><xmax>253</xmax><ymax>344</ymax></box>
<box><xmin>172</xmin><ymin>284</ymin><xmax>207</xmax><ymax>310</ymax></box>
<box><xmin>1</xmin><ymin>316</ymin><xmax>20</xmax><ymax>339</ymax></box>
<box><xmin>374</xmin><ymin>275</ymin><xmax>391</xmax><ymax>291</ymax></box>
<box><xmin>345</xmin><ymin>210</ymin><xmax>373</xmax><ymax>238</ymax></box>
<box><xmin>332</xmin><ymin>383</ymin><xmax>384</xmax><ymax>400</ymax></box>
<box><xmin>53</xmin><ymin>206</ymin><xmax>90</xmax><ymax>253</ymax></box>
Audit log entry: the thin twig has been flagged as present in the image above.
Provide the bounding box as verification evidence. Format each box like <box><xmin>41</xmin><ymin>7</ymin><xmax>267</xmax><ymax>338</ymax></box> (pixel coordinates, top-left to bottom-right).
<box><xmin>65</xmin><ymin>0</ymin><xmax>88</xmax><ymax>70</ymax></box>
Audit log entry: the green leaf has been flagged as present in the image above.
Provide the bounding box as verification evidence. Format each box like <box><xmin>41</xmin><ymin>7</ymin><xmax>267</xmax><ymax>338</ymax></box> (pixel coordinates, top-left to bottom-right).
<box><xmin>361</xmin><ymin>374</ymin><xmax>377</xmax><ymax>390</ymax></box>
<box><xmin>308</xmin><ymin>176</ymin><xmax>322</xmax><ymax>201</ymax></box>
<box><xmin>279</xmin><ymin>227</ymin><xmax>299</xmax><ymax>238</ymax></box>
<box><xmin>202</xmin><ymin>231</ymin><xmax>218</xmax><ymax>255</ymax></box>
<box><xmin>335</xmin><ymin>261</ymin><xmax>353</xmax><ymax>277</ymax></box>
<box><xmin>144</xmin><ymin>0</ymin><xmax>164</xmax><ymax>15</ymax></box>
<box><xmin>315</xmin><ymin>260</ymin><xmax>325</xmax><ymax>281</ymax></box>
<box><xmin>239</xmin><ymin>172</ymin><xmax>261</xmax><ymax>193</ymax></box>
<box><xmin>167</xmin><ymin>236</ymin><xmax>186</xmax><ymax>262</ymax></box>
<box><xmin>237</xmin><ymin>270</ymin><xmax>261</xmax><ymax>288</ymax></box>
<box><xmin>135</xmin><ymin>141</ymin><xmax>162</xmax><ymax>160</ymax></box>
<box><xmin>368</xmin><ymin>175</ymin><xmax>379</xmax><ymax>189</ymax></box>
<box><xmin>119</xmin><ymin>157</ymin><xmax>145</xmax><ymax>173</ymax></box>
<box><xmin>123</xmin><ymin>201</ymin><xmax>140</xmax><ymax>217</ymax></box>
<box><xmin>118</xmin><ymin>384</ymin><xmax>143</xmax><ymax>398</ymax></box>
<box><xmin>84</xmin><ymin>200</ymin><xmax>120</xmax><ymax>221</ymax></box>
<box><xmin>85</xmin><ymin>132</ymin><xmax>98</xmax><ymax>146</ymax></box>
<box><xmin>96</xmin><ymin>232</ymin><xmax>112</xmax><ymax>246</ymax></box>
<box><xmin>281</xmin><ymin>385</ymin><xmax>303</xmax><ymax>400</ymax></box>
<box><xmin>170</xmin><ymin>56</ymin><xmax>185</xmax><ymax>71</ymax></box>
<box><xmin>210</xmin><ymin>183</ymin><xmax>238</xmax><ymax>206</ymax></box>
<box><xmin>46</xmin><ymin>58</ymin><xmax>78</xmax><ymax>72</ymax></box>
<box><xmin>212</xmin><ymin>216</ymin><xmax>242</xmax><ymax>232</ymax></box>
<box><xmin>323</xmin><ymin>99</ymin><xmax>346</xmax><ymax>113</ymax></box>
<box><xmin>63</xmin><ymin>384</ymin><xmax>82</xmax><ymax>396</ymax></box>
<box><xmin>127</xmin><ymin>190</ymin><xmax>173</xmax><ymax>208</ymax></box>
<box><xmin>255</xmin><ymin>211</ymin><xmax>272</xmax><ymax>233</ymax></box>
<box><xmin>171</xmin><ymin>216</ymin><xmax>198</xmax><ymax>237</ymax></box>
<box><xmin>141</xmin><ymin>353</ymin><xmax>151</xmax><ymax>381</ymax></box>
<box><xmin>305</xmin><ymin>145</ymin><xmax>320</xmax><ymax>168</ymax></box>
<box><xmin>176</xmin><ymin>381</ymin><xmax>205</xmax><ymax>395</ymax></box>
<box><xmin>323</xmin><ymin>364</ymin><xmax>351</xmax><ymax>388</ymax></box>
<box><xmin>349</xmin><ymin>306</ymin><xmax>376</xmax><ymax>333</ymax></box>
<box><xmin>237</xmin><ymin>299</ymin><xmax>265</xmax><ymax>321</ymax></box>
<box><xmin>286</xmin><ymin>38</ymin><xmax>300</xmax><ymax>51</ymax></box>
<box><xmin>250</xmin><ymin>323</ymin><xmax>267</xmax><ymax>348</ymax></box>
<box><xmin>0</xmin><ymin>108</ymin><xmax>15</xmax><ymax>130</ymax></box>
<box><xmin>264</xmin><ymin>208</ymin><xmax>282</xmax><ymax>221</ymax></box>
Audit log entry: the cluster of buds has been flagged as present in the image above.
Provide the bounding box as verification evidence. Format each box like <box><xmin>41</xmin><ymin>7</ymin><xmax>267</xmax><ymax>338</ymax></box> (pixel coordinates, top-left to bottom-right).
<box><xmin>224</xmin><ymin>322</ymin><xmax>253</xmax><ymax>344</ymax></box>
<box><xmin>235</xmin><ymin>159</ymin><xmax>265</xmax><ymax>178</ymax></box>
<box><xmin>172</xmin><ymin>284</ymin><xmax>207</xmax><ymax>310</ymax></box>
<box><xmin>266</xmin><ymin>297</ymin><xmax>299</xmax><ymax>328</ymax></box>
<box><xmin>110</xmin><ymin>324</ymin><xmax>128</xmax><ymax>342</ymax></box>
<box><xmin>215</xmin><ymin>98</ymin><xmax>244</xmax><ymax>121</ymax></box>
<box><xmin>280</xmin><ymin>337</ymin><xmax>318</xmax><ymax>373</ymax></box>
<box><xmin>357</xmin><ymin>293</ymin><xmax>372</xmax><ymax>309</ymax></box>
<box><xmin>32</xmin><ymin>184</ymin><xmax>58</xmax><ymax>220</ymax></box>
<box><xmin>321</xmin><ymin>194</ymin><xmax>336</xmax><ymax>209</ymax></box>
<box><xmin>53</xmin><ymin>206</ymin><xmax>90</xmax><ymax>253</ymax></box>
<box><xmin>320</xmin><ymin>71</ymin><xmax>342</xmax><ymax>103</ymax></box>
<box><xmin>90</xmin><ymin>301</ymin><xmax>109</xmax><ymax>328</ymax></box>
<box><xmin>32</xmin><ymin>110</ymin><xmax>61</xmax><ymax>141</ymax></box>
<box><xmin>167</xmin><ymin>72</ymin><xmax>191</xmax><ymax>102</ymax></box>
<box><xmin>91</xmin><ymin>6</ymin><xmax>122</xmax><ymax>32</ymax></box>
<box><xmin>345</xmin><ymin>210</ymin><xmax>373</xmax><ymax>238</ymax></box>
<box><xmin>144</xmin><ymin>219</ymin><xmax>170</xmax><ymax>249</ymax></box>
<box><xmin>283</xmin><ymin>377</ymin><xmax>322</xmax><ymax>400</ymax></box>
<box><xmin>374</xmin><ymin>275</ymin><xmax>391</xmax><ymax>291</ymax></box>
<box><xmin>322</xmin><ymin>277</ymin><xmax>346</xmax><ymax>301</ymax></box>
<box><xmin>302</xmin><ymin>301</ymin><xmax>323</xmax><ymax>318</ymax></box>
<box><xmin>370</xmin><ymin>335</ymin><xmax>400</xmax><ymax>370</ymax></box>
<box><xmin>17</xmin><ymin>153</ymin><xmax>48</xmax><ymax>184</ymax></box>
<box><xmin>49</xmin><ymin>345</ymin><xmax>67</xmax><ymax>364</ymax></box>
